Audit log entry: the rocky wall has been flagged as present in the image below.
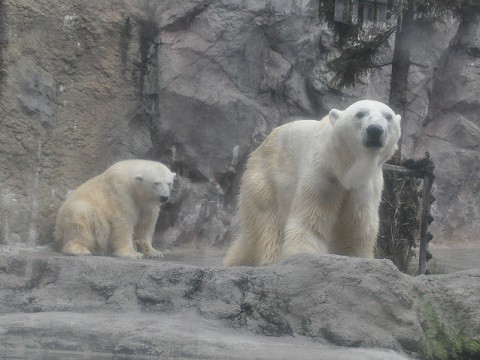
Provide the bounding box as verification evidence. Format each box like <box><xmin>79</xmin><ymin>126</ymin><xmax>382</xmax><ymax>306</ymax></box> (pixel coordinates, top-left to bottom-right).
<box><xmin>414</xmin><ymin>12</ymin><xmax>480</xmax><ymax>245</ymax></box>
<box><xmin>0</xmin><ymin>0</ymin><xmax>478</xmax><ymax>249</ymax></box>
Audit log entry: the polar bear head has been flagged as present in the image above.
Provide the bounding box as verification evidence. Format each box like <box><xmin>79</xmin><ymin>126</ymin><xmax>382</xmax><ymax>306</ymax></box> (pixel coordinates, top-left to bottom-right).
<box><xmin>134</xmin><ymin>163</ymin><xmax>176</xmax><ymax>204</ymax></box>
<box><xmin>328</xmin><ymin>100</ymin><xmax>401</xmax><ymax>161</ymax></box>
<box><xmin>328</xmin><ymin>100</ymin><xmax>401</xmax><ymax>189</ymax></box>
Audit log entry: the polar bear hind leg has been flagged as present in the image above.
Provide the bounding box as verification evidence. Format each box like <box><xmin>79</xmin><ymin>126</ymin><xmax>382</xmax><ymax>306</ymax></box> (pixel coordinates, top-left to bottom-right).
<box><xmin>224</xmin><ymin>212</ymin><xmax>283</xmax><ymax>266</ymax></box>
<box><xmin>58</xmin><ymin>206</ymin><xmax>96</xmax><ymax>256</ymax></box>
<box><xmin>224</xmin><ymin>171</ymin><xmax>283</xmax><ymax>266</ymax></box>
<box><xmin>223</xmin><ymin>233</ymin><xmax>255</xmax><ymax>266</ymax></box>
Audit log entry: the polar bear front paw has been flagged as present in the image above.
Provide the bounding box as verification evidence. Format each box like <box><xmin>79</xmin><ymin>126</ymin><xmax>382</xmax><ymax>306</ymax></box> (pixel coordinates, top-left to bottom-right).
<box><xmin>137</xmin><ymin>243</ymin><xmax>164</xmax><ymax>259</ymax></box>
<box><xmin>145</xmin><ymin>248</ymin><xmax>164</xmax><ymax>259</ymax></box>
<box><xmin>127</xmin><ymin>251</ymin><xmax>144</xmax><ymax>259</ymax></box>
<box><xmin>113</xmin><ymin>250</ymin><xmax>144</xmax><ymax>259</ymax></box>
<box><xmin>62</xmin><ymin>242</ymin><xmax>93</xmax><ymax>256</ymax></box>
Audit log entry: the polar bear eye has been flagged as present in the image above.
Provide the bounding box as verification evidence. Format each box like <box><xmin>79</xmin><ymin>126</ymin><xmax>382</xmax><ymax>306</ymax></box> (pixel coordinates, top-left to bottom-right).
<box><xmin>154</xmin><ymin>181</ymin><xmax>161</xmax><ymax>185</ymax></box>
<box><xmin>356</xmin><ymin>111</ymin><xmax>367</xmax><ymax>119</ymax></box>
<box><xmin>384</xmin><ymin>113</ymin><xmax>393</xmax><ymax>122</ymax></box>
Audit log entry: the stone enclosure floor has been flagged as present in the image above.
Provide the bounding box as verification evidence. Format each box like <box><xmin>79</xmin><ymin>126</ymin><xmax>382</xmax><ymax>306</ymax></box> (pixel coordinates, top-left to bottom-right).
<box><xmin>3</xmin><ymin>242</ymin><xmax>480</xmax><ymax>273</ymax></box>
<box><xmin>0</xmin><ymin>244</ymin><xmax>478</xmax><ymax>359</ymax></box>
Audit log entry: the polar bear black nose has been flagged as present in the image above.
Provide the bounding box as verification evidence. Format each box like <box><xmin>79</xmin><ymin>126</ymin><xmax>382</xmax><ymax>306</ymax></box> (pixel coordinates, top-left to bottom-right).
<box><xmin>160</xmin><ymin>195</ymin><xmax>169</xmax><ymax>203</ymax></box>
<box><xmin>366</xmin><ymin>124</ymin><xmax>384</xmax><ymax>139</ymax></box>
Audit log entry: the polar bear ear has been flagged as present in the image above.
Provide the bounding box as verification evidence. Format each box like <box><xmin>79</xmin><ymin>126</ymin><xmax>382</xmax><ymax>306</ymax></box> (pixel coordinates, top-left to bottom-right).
<box><xmin>172</xmin><ymin>172</ymin><xmax>177</xmax><ymax>180</ymax></box>
<box><xmin>134</xmin><ymin>175</ymin><xmax>144</xmax><ymax>182</ymax></box>
<box><xmin>396</xmin><ymin>114</ymin><xmax>402</xmax><ymax>123</ymax></box>
<box><xmin>329</xmin><ymin>109</ymin><xmax>342</xmax><ymax>125</ymax></box>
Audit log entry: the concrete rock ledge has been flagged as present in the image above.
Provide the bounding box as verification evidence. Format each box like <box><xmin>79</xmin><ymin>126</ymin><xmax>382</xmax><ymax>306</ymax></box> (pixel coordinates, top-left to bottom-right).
<box><xmin>0</xmin><ymin>252</ymin><xmax>479</xmax><ymax>359</ymax></box>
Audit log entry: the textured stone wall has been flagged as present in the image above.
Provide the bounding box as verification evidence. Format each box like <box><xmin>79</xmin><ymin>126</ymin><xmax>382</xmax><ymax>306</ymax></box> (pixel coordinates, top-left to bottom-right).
<box><xmin>414</xmin><ymin>13</ymin><xmax>480</xmax><ymax>245</ymax></box>
<box><xmin>1</xmin><ymin>1</ymin><xmax>153</xmax><ymax>246</ymax></box>
<box><xmin>0</xmin><ymin>0</ymin><xmax>478</xmax><ymax>248</ymax></box>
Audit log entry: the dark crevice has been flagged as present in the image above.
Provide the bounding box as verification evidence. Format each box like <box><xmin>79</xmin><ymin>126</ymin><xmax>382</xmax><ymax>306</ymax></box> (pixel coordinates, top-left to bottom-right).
<box><xmin>119</xmin><ymin>16</ymin><xmax>133</xmax><ymax>78</ymax></box>
<box><xmin>442</xmin><ymin>101</ymin><xmax>480</xmax><ymax>117</ymax></box>
<box><xmin>135</xmin><ymin>18</ymin><xmax>160</xmax><ymax>95</ymax></box>
<box><xmin>183</xmin><ymin>270</ymin><xmax>205</xmax><ymax>300</ymax></box>
<box><xmin>226</xmin><ymin>302</ymin><xmax>255</xmax><ymax>327</ymax></box>
<box><xmin>135</xmin><ymin>284</ymin><xmax>174</xmax><ymax>311</ymax></box>
<box><xmin>227</xmin><ymin>275</ymin><xmax>293</xmax><ymax>336</ymax></box>
<box><xmin>27</xmin><ymin>260</ymin><xmax>59</xmax><ymax>289</ymax></box>
<box><xmin>155</xmin><ymin>188</ymin><xmax>188</xmax><ymax>234</ymax></box>
<box><xmin>131</xmin><ymin>16</ymin><xmax>166</xmax><ymax>168</ymax></box>
<box><xmin>257</xmin><ymin>310</ymin><xmax>293</xmax><ymax>336</ymax></box>
<box><xmin>162</xmin><ymin>3</ymin><xmax>210</xmax><ymax>32</ymax></box>
<box><xmin>89</xmin><ymin>283</ymin><xmax>117</xmax><ymax>301</ymax></box>
<box><xmin>305</xmin><ymin>78</ymin><xmax>323</xmax><ymax>116</ymax></box>
<box><xmin>322</xmin><ymin>327</ymin><xmax>363</xmax><ymax>347</ymax></box>
<box><xmin>467</xmin><ymin>46</ymin><xmax>480</xmax><ymax>58</ymax></box>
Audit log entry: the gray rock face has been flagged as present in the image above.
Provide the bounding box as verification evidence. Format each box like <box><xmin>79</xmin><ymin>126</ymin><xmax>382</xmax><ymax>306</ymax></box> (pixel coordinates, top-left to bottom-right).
<box><xmin>0</xmin><ymin>0</ymin><xmax>326</xmax><ymax>250</ymax></box>
<box><xmin>0</xmin><ymin>252</ymin><xmax>479</xmax><ymax>359</ymax></box>
<box><xmin>0</xmin><ymin>314</ymin><xmax>412</xmax><ymax>360</ymax></box>
<box><xmin>415</xmin><ymin>13</ymin><xmax>480</xmax><ymax>245</ymax></box>
<box><xmin>15</xmin><ymin>59</ymin><xmax>58</xmax><ymax>129</ymax></box>
<box><xmin>2</xmin><ymin>3</ymin><xmax>480</xmax><ymax>358</ymax></box>
<box><xmin>0</xmin><ymin>1</ymin><xmax>479</xmax><ymax>253</ymax></box>
<box><xmin>148</xmin><ymin>0</ymin><xmax>328</xmax><ymax>247</ymax></box>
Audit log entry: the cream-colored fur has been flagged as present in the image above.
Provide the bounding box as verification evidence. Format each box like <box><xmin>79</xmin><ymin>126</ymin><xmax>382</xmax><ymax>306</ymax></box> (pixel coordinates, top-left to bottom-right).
<box><xmin>224</xmin><ymin>100</ymin><xmax>401</xmax><ymax>266</ymax></box>
<box><xmin>55</xmin><ymin>160</ymin><xmax>176</xmax><ymax>259</ymax></box>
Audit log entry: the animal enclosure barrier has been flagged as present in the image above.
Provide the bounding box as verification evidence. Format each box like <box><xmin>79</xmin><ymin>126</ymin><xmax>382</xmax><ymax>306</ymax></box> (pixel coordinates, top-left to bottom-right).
<box><xmin>333</xmin><ymin>0</ymin><xmax>399</xmax><ymax>27</ymax></box>
<box><xmin>380</xmin><ymin>152</ymin><xmax>435</xmax><ymax>275</ymax></box>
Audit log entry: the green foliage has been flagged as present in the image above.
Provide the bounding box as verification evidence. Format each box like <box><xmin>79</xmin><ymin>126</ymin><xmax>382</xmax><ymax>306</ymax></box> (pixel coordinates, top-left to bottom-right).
<box><xmin>421</xmin><ymin>296</ymin><xmax>480</xmax><ymax>360</ymax></box>
<box><xmin>320</xmin><ymin>0</ymin><xmax>480</xmax><ymax>90</ymax></box>
<box><xmin>328</xmin><ymin>27</ymin><xmax>395</xmax><ymax>88</ymax></box>
<box><xmin>414</xmin><ymin>0</ymin><xmax>480</xmax><ymax>19</ymax></box>
<box><xmin>319</xmin><ymin>0</ymin><xmax>398</xmax><ymax>89</ymax></box>
<box><xmin>301</xmin><ymin>316</ymin><xmax>312</xmax><ymax>333</ymax></box>
<box><xmin>319</xmin><ymin>0</ymin><xmax>364</xmax><ymax>46</ymax></box>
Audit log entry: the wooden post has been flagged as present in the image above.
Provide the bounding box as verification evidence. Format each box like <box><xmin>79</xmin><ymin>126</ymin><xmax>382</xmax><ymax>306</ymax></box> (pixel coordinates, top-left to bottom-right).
<box><xmin>383</xmin><ymin>153</ymin><xmax>435</xmax><ymax>275</ymax></box>
<box><xmin>418</xmin><ymin>153</ymin><xmax>435</xmax><ymax>275</ymax></box>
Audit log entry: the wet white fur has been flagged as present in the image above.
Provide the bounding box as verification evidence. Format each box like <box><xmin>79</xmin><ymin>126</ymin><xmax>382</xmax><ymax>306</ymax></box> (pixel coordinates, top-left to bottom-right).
<box><xmin>224</xmin><ymin>100</ymin><xmax>401</xmax><ymax>266</ymax></box>
<box><xmin>55</xmin><ymin>160</ymin><xmax>176</xmax><ymax>259</ymax></box>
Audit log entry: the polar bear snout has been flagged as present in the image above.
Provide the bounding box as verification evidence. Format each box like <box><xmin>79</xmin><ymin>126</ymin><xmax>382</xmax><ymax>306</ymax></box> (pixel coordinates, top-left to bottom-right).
<box><xmin>155</xmin><ymin>186</ymin><xmax>171</xmax><ymax>203</ymax></box>
<box><xmin>159</xmin><ymin>195</ymin><xmax>169</xmax><ymax>203</ymax></box>
<box><xmin>364</xmin><ymin>124</ymin><xmax>385</xmax><ymax>148</ymax></box>
<box><xmin>152</xmin><ymin>175</ymin><xmax>175</xmax><ymax>203</ymax></box>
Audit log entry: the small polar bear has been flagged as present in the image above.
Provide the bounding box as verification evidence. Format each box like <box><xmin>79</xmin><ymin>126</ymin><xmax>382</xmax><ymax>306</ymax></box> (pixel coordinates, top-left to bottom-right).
<box><xmin>55</xmin><ymin>159</ymin><xmax>176</xmax><ymax>259</ymax></box>
<box><xmin>224</xmin><ymin>100</ymin><xmax>401</xmax><ymax>266</ymax></box>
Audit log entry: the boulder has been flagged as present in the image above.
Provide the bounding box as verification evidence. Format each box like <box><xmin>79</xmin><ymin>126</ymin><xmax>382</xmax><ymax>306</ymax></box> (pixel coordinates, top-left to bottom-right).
<box><xmin>0</xmin><ymin>252</ymin><xmax>479</xmax><ymax>359</ymax></box>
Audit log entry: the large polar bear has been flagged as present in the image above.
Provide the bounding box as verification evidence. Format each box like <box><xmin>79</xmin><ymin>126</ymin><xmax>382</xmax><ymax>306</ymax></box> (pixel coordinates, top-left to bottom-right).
<box><xmin>55</xmin><ymin>160</ymin><xmax>176</xmax><ymax>259</ymax></box>
<box><xmin>224</xmin><ymin>100</ymin><xmax>401</xmax><ymax>266</ymax></box>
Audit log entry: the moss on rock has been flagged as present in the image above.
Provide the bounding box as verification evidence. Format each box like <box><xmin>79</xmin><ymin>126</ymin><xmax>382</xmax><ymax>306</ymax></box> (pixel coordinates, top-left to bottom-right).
<box><xmin>422</xmin><ymin>296</ymin><xmax>480</xmax><ymax>360</ymax></box>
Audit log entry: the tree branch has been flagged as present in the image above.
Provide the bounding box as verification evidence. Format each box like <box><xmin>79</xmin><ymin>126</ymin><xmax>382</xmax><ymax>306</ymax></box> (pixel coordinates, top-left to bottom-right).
<box><xmin>368</xmin><ymin>62</ymin><xmax>393</xmax><ymax>69</ymax></box>
<box><xmin>410</xmin><ymin>61</ymin><xmax>429</xmax><ymax>68</ymax></box>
